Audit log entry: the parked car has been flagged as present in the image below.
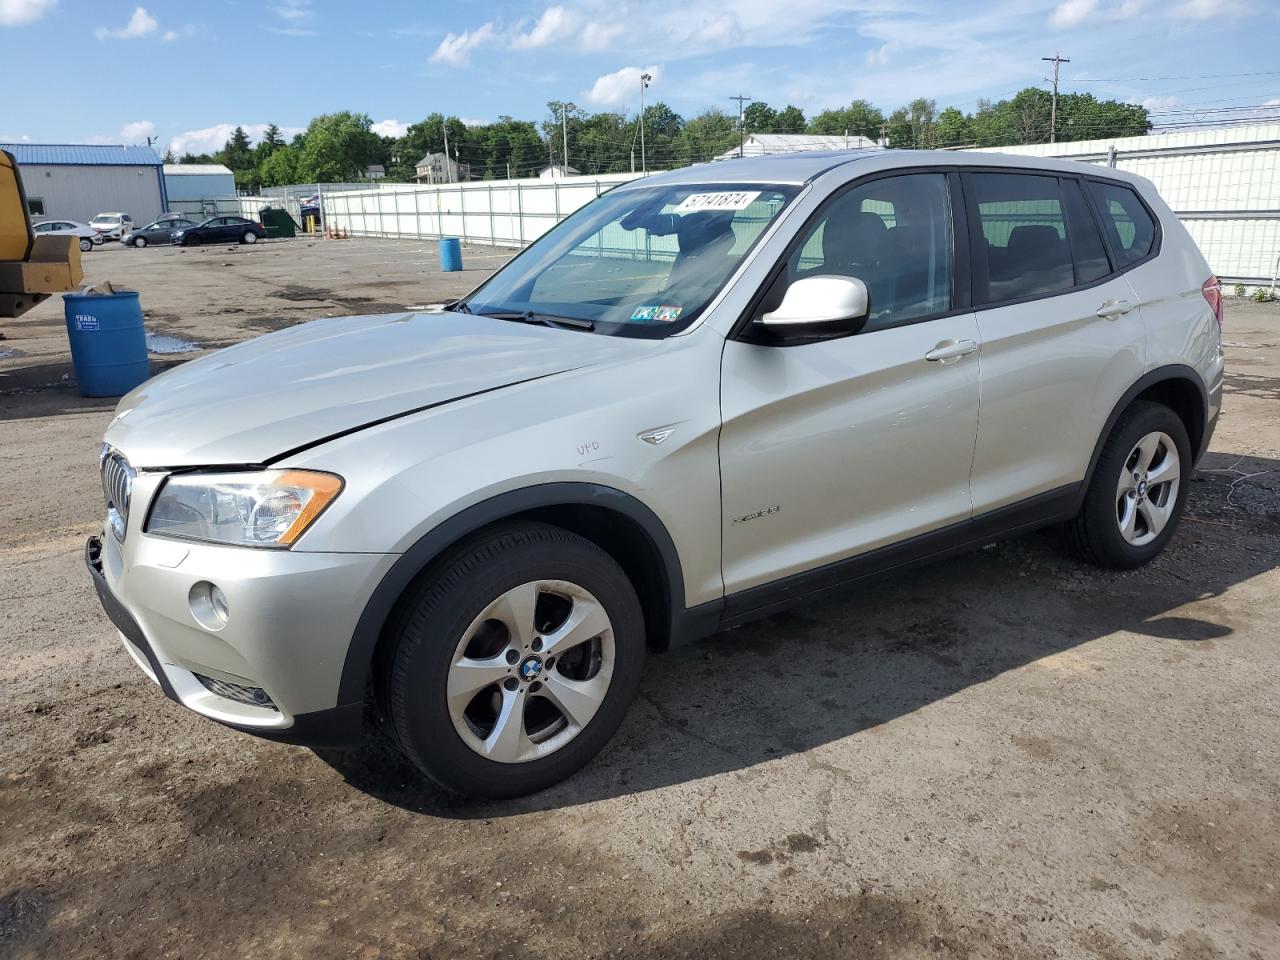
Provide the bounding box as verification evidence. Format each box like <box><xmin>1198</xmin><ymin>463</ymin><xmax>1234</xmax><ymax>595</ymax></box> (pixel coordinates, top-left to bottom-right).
<box><xmin>89</xmin><ymin>212</ymin><xmax>133</xmax><ymax>241</ymax></box>
<box><xmin>87</xmin><ymin>151</ymin><xmax>1223</xmax><ymax>798</ymax></box>
<box><xmin>299</xmin><ymin>194</ymin><xmax>322</xmax><ymax>226</ymax></box>
<box><xmin>33</xmin><ymin>219</ymin><xmax>100</xmax><ymax>252</ymax></box>
<box><xmin>171</xmin><ymin>216</ymin><xmax>267</xmax><ymax>246</ymax></box>
<box><xmin>125</xmin><ymin>218</ymin><xmax>196</xmax><ymax>247</ymax></box>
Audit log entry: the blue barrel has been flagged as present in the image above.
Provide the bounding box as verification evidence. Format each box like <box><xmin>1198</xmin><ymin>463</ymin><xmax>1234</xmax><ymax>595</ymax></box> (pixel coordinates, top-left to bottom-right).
<box><xmin>439</xmin><ymin>237</ymin><xmax>463</xmax><ymax>272</ymax></box>
<box><xmin>63</xmin><ymin>291</ymin><xmax>150</xmax><ymax>397</ymax></box>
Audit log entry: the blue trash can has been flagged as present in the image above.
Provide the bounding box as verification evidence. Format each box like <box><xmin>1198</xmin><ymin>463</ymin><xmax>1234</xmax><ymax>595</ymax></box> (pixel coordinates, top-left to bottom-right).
<box><xmin>63</xmin><ymin>290</ymin><xmax>150</xmax><ymax>397</ymax></box>
<box><xmin>439</xmin><ymin>237</ymin><xmax>463</xmax><ymax>272</ymax></box>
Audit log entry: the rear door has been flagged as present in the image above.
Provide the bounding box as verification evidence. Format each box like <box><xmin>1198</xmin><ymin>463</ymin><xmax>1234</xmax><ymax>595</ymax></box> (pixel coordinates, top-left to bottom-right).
<box><xmin>719</xmin><ymin>170</ymin><xmax>981</xmax><ymax>598</ymax></box>
<box><xmin>963</xmin><ymin>169</ymin><xmax>1147</xmax><ymax>514</ymax></box>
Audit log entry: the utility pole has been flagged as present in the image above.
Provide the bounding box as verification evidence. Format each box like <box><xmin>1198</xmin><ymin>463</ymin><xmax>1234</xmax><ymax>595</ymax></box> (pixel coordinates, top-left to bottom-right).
<box><xmin>1042</xmin><ymin>52</ymin><xmax>1070</xmax><ymax>143</ymax></box>
<box><xmin>639</xmin><ymin>72</ymin><xmax>652</xmax><ymax>175</ymax></box>
<box><xmin>730</xmin><ymin>94</ymin><xmax>751</xmax><ymax>158</ymax></box>
<box><xmin>442</xmin><ymin>119</ymin><xmax>451</xmax><ymax>183</ymax></box>
<box><xmin>879</xmin><ymin>122</ymin><xmax>888</xmax><ymax>147</ymax></box>
<box><xmin>562</xmin><ymin>103</ymin><xmax>570</xmax><ymax>177</ymax></box>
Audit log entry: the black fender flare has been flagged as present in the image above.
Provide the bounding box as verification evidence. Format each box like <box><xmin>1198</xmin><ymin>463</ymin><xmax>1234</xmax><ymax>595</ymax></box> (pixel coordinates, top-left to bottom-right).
<box><xmin>335</xmin><ymin>482</ymin><xmax>702</xmax><ymax>707</ymax></box>
<box><xmin>1073</xmin><ymin>364</ymin><xmax>1210</xmax><ymax>514</ymax></box>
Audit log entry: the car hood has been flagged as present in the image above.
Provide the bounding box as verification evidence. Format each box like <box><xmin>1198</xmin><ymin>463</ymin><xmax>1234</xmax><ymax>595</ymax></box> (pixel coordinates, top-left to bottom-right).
<box><xmin>106</xmin><ymin>310</ymin><xmax>643</xmax><ymax>468</ymax></box>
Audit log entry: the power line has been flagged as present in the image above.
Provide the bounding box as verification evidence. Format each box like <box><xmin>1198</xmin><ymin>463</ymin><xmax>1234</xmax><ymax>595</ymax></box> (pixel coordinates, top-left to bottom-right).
<box><xmin>1042</xmin><ymin>52</ymin><xmax>1070</xmax><ymax>144</ymax></box>
<box><xmin>729</xmin><ymin>94</ymin><xmax>752</xmax><ymax>158</ymax></box>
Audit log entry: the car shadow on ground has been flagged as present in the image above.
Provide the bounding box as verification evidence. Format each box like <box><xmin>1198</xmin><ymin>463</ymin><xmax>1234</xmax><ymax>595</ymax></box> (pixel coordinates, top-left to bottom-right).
<box><xmin>314</xmin><ymin>451</ymin><xmax>1280</xmax><ymax>817</ymax></box>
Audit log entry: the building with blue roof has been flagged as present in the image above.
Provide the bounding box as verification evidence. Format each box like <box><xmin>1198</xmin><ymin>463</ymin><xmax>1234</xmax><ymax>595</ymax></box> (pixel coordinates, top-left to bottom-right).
<box><xmin>0</xmin><ymin>143</ymin><xmax>167</xmax><ymax>226</ymax></box>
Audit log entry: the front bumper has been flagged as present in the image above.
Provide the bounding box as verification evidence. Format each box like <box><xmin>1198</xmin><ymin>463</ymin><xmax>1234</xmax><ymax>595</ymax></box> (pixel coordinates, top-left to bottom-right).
<box><xmin>85</xmin><ymin>534</ymin><xmax>395</xmax><ymax>748</ymax></box>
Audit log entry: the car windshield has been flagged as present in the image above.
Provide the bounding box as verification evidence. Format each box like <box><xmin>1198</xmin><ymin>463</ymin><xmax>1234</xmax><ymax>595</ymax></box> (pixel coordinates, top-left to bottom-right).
<box><xmin>92</xmin><ymin>215</ymin><xmax>119</xmax><ymax>225</ymax></box>
<box><xmin>461</xmin><ymin>182</ymin><xmax>800</xmax><ymax>337</ymax></box>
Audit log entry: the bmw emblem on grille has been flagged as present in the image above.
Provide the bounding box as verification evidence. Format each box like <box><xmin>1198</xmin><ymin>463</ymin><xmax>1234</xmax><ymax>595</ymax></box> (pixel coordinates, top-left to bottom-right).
<box><xmin>518</xmin><ymin>656</ymin><xmax>543</xmax><ymax>681</ymax></box>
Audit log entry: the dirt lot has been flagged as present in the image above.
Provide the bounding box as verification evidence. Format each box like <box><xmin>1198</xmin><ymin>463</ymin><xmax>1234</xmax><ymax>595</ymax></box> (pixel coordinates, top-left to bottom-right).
<box><xmin>2</xmin><ymin>237</ymin><xmax>1278</xmax><ymax>960</ymax></box>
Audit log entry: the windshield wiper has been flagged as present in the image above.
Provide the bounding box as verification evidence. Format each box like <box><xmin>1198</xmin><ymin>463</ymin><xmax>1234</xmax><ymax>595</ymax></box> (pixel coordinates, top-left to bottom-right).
<box><xmin>477</xmin><ymin>310</ymin><xmax>595</xmax><ymax>331</ymax></box>
<box><xmin>448</xmin><ymin>299</ymin><xmax>472</xmax><ymax>314</ymax></box>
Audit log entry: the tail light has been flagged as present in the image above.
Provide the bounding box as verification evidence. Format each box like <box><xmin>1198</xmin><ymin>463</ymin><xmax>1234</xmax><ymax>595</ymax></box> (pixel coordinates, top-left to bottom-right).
<box><xmin>1201</xmin><ymin>276</ymin><xmax>1223</xmax><ymax>327</ymax></box>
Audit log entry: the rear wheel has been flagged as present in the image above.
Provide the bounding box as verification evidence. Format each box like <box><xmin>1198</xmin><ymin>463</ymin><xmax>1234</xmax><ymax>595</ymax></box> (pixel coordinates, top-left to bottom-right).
<box><xmin>1065</xmin><ymin>401</ymin><xmax>1191</xmax><ymax>569</ymax></box>
<box><xmin>242</xmin><ymin>231</ymin><xmax>258</xmax><ymax>244</ymax></box>
<box><xmin>387</xmin><ymin>523</ymin><xmax>645</xmax><ymax>798</ymax></box>
<box><xmin>78</xmin><ymin>237</ymin><xmax>92</xmax><ymax>252</ymax></box>
<box><xmin>184</xmin><ymin>234</ymin><xmax>202</xmax><ymax>247</ymax></box>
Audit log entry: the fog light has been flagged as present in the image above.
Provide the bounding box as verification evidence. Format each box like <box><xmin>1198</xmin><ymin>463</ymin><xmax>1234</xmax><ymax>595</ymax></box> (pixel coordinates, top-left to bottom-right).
<box><xmin>194</xmin><ymin>673</ymin><xmax>278</xmax><ymax>711</ymax></box>
<box><xmin>189</xmin><ymin>581</ymin><xmax>229</xmax><ymax>631</ymax></box>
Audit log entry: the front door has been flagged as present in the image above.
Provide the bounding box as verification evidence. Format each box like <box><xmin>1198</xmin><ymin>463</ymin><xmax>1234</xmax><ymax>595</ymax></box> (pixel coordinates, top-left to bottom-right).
<box><xmin>718</xmin><ymin>171</ymin><xmax>981</xmax><ymax>600</ymax></box>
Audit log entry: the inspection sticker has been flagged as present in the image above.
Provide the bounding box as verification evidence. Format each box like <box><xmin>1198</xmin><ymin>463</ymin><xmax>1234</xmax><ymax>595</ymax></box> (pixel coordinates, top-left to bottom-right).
<box><xmin>631</xmin><ymin>304</ymin><xmax>684</xmax><ymax>323</ymax></box>
<box><xmin>673</xmin><ymin>190</ymin><xmax>760</xmax><ymax>213</ymax></box>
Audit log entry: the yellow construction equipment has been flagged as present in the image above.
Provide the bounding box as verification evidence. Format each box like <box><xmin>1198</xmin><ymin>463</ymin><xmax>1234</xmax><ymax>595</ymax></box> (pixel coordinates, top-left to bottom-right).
<box><xmin>0</xmin><ymin>148</ymin><xmax>83</xmax><ymax>318</ymax></box>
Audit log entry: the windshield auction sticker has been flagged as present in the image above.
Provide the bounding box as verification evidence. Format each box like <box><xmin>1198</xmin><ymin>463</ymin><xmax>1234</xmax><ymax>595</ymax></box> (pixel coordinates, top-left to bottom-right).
<box><xmin>673</xmin><ymin>191</ymin><xmax>761</xmax><ymax>213</ymax></box>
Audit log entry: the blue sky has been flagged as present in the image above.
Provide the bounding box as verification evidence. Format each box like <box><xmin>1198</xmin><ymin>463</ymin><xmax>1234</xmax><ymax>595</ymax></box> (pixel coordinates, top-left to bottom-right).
<box><xmin>2</xmin><ymin>0</ymin><xmax>1276</xmax><ymax>154</ymax></box>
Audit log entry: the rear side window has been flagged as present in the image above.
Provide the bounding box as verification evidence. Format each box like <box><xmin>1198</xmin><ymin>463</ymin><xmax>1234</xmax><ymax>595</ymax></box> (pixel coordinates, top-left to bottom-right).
<box><xmin>1062</xmin><ymin>179</ymin><xmax>1111</xmax><ymax>284</ymax></box>
<box><xmin>1087</xmin><ymin>181</ymin><xmax>1156</xmax><ymax>266</ymax></box>
<box><xmin>968</xmin><ymin>173</ymin><xmax>1074</xmax><ymax>304</ymax></box>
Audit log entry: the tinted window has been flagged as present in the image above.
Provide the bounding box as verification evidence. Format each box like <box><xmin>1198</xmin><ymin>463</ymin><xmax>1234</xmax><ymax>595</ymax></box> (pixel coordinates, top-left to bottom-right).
<box><xmin>788</xmin><ymin>173</ymin><xmax>953</xmax><ymax>331</ymax></box>
<box><xmin>1062</xmin><ymin>179</ymin><xmax>1111</xmax><ymax>284</ymax></box>
<box><xmin>1087</xmin><ymin>180</ymin><xmax>1156</xmax><ymax>266</ymax></box>
<box><xmin>969</xmin><ymin>173</ymin><xmax>1074</xmax><ymax>304</ymax></box>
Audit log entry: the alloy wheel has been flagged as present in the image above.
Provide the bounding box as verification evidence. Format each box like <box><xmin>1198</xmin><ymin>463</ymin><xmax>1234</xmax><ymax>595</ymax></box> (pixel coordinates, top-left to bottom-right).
<box><xmin>1116</xmin><ymin>430</ymin><xmax>1180</xmax><ymax>546</ymax></box>
<box><xmin>447</xmin><ymin>579</ymin><xmax>614</xmax><ymax>764</ymax></box>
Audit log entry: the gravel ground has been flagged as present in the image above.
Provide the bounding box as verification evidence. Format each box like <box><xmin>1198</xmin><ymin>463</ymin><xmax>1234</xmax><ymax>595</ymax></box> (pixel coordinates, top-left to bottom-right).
<box><xmin>2</xmin><ymin>238</ymin><xmax>1278</xmax><ymax>960</ymax></box>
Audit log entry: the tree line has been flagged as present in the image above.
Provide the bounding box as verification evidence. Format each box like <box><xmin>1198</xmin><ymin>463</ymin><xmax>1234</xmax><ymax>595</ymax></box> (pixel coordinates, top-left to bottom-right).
<box><xmin>172</xmin><ymin>88</ymin><xmax>1151</xmax><ymax>191</ymax></box>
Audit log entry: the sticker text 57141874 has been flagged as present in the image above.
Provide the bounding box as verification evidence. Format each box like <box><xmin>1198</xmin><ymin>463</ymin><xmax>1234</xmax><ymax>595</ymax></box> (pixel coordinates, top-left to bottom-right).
<box><xmin>673</xmin><ymin>191</ymin><xmax>761</xmax><ymax>213</ymax></box>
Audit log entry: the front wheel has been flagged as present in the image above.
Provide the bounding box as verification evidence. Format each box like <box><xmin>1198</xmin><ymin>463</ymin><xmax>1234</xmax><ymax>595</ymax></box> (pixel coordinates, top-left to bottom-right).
<box><xmin>1065</xmin><ymin>401</ymin><xmax>1192</xmax><ymax>569</ymax></box>
<box><xmin>242</xmin><ymin>231</ymin><xmax>258</xmax><ymax>244</ymax></box>
<box><xmin>134</xmin><ymin>236</ymin><xmax>147</xmax><ymax>248</ymax></box>
<box><xmin>387</xmin><ymin>523</ymin><xmax>645</xmax><ymax>798</ymax></box>
<box><xmin>78</xmin><ymin>237</ymin><xmax>92</xmax><ymax>252</ymax></box>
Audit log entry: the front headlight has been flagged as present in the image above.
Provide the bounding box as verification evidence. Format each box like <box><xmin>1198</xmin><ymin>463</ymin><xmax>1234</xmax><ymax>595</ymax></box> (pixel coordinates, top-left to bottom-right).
<box><xmin>145</xmin><ymin>470</ymin><xmax>343</xmax><ymax>548</ymax></box>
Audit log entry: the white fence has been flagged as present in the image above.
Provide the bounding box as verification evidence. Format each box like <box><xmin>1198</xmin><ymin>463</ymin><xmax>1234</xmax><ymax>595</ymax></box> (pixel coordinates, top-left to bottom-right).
<box><xmin>315</xmin><ymin>173</ymin><xmax>640</xmax><ymax>249</ymax></box>
<box><xmin>234</xmin><ymin>124</ymin><xmax>1280</xmax><ymax>287</ymax></box>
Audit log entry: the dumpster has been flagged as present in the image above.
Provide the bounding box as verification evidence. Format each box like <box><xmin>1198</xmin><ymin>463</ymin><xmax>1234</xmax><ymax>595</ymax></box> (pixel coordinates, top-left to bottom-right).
<box><xmin>63</xmin><ymin>288</ymin><xmax>149</xmax><ymax>397</ymax></box>
<box><xmin>440</xmin><ymin>237</ymin><xmax>462</xmax><ymax>272</ymax></box>
<box><xmin>259</xmin><ymin>206</ymin><xmax>298</xmax><ymax>239</ymax></box>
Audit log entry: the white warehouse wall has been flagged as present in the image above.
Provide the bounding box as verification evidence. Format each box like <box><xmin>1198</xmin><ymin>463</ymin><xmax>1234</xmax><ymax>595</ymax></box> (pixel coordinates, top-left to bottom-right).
<box><xmin>21</xmin><ymin>164</ymin><xmax>165</xmax><ymax>225</ymax></box>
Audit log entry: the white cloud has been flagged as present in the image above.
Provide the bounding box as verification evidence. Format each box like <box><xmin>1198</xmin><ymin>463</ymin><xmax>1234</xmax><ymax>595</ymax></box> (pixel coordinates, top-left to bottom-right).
<box><xmin>1049</xmin><ymin>0</ymin><xmax>1097</xmax><ymax>27</ymax></box>
<box><xmin>120</xmin><ymin>120</ymin><xmax>155</xmax><ymax>142</ymax></box>
<box><xmin>584</xmin><ymin>64</ymin><xmax>662</xmax><ymax>107</ymax></box>
<box><xmin>430</xmin><ymin>22</ymin><xmax>496</xmax><ymax>65</ymax></box>
<box><xmin>460</xmin><ymin>117</ymin><xmax>488</xmax><ymax>128</ymax></box>
<box><xmin>0</xmin><ymin>132</ymin><xmax>32</xmax><ymax>142</ymax></box>
<box><xmin>1171</xmin><ymin>0</ymin><xmax>1245</xmax><ymax>17</ymax></box>
<box><xmin>865</xmin><ymin>40</ymin><xmax>896</xmax><ymax>65</ymax></box>
<box><xmin>274</xmin><ymin>0</ymin><xmax>312</xmax><ymax>21</ymax></box>
<box><xmin>371</xmin><ymin>118</ymin><xmax>409</xmax><ymax>138</ymax></box>
<box><xmin>1139</xmin><ymin>95</ymin><xmax>1180</xmax><ymax>111</ymax></box>
<box><xmin>168</xmin><ymin>123</ymin><xmax>304</xmax><ymax>157</ymax></box>
<box><xmin>0</xmin><ymin>0</ymin><xmax>55</xmax><ymax>26</ymax></box>
<box><xmin>95</xmin><ymin>5</ymin><xmax>157</xmax><ymax>39</ymax></box>
<box><xmin>1266</xmin><ymin>97</ymin><xmax>1280</xmax><ymax>107</ymax></box>
<box><xmin>511</xmin><ymin>5</ymin><xmax>575</xmax><ymax>48</ymax></box>
<box><xmin>161</xmin><ymin>24</ymin><xmax>196</xmax><ymax>42</ymax></box>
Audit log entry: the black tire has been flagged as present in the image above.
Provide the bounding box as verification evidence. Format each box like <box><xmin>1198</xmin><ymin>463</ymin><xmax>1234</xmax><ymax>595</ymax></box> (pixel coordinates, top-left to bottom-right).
<box><xmin>134</xmin><ymin>236</ymin><xmax>147</xmax><ymax>248</ymax></box>
<box><xmin>242</xmin><ymin>231</ymin><xmax>258</xmax><ymax>244</ymax></box>
<box><xmin>184</xmin><ymin>234</ymin><xmax>202</xmax><ymax>247</ymax></box>
<box><xmin>387</xmin><ymin>522</ymin><xmax>645</xmax><ymax>798</ymax></box>
<box><xmin>1065</xmin><ymin>400</ymin><xmax>1192</xmax><ymax>569</ymax></box>
<box><xmin>78</xmin><ymin>237</ymin><xmax>92</xmax><ymax>252</ymax></box>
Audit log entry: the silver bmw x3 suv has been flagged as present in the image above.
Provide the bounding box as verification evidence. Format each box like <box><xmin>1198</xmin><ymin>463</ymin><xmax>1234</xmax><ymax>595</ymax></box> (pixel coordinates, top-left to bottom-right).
<box><xmin>87</xmin><ymin>150</ymin><xmax>1224</xmax><ymax>797</ymax></box>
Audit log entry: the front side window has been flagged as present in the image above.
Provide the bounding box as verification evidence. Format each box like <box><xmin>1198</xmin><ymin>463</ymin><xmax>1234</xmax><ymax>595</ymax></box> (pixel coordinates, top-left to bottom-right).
<box><xmin>1087</xmin><ymin>180</ymin><xmax>1156</xmax><ymax>267</ymax></box>
<box><xmin>969</xmin><ymin>173</ymin><xmax>1075</xmax><ymax>305</ymax></box>
<box><xmin>783</xmin><ymin>172</ymin><xmax>953</xmax><ymax>332</ymax></box>
<box><xmin>463</xmin><ymin>182</ymin><xmax>800</xmax><ymax>338</ymax></box>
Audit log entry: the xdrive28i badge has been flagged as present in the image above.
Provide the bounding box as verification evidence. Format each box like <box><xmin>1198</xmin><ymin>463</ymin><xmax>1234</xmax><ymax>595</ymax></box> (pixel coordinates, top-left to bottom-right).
<box><xmin>732</xmin><ymin>505</ymin><xmax>781</xmax><ymax>525</ymax></box>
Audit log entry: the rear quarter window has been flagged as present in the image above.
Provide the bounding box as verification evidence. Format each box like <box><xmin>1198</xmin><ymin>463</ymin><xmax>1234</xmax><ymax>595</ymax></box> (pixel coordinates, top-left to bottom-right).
<box><xmin>1087</xmin><ymin>181</ymin><xmax>1157</xmax><ymax>267</ymax></box>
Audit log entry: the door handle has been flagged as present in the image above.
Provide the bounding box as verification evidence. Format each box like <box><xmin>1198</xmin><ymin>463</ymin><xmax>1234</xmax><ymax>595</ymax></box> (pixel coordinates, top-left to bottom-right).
<box><xmin>925</xmin><ymin>339</ymin><xmax>978</xmax><ymax>363</ymax></box>
<box><xmin>1096</xmin><ymin>299</ymin><xmax>1135</xmax><ymax>320</ymax></box>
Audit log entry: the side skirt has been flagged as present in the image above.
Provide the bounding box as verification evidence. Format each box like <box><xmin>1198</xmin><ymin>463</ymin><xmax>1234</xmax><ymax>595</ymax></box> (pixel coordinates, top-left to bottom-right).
<box><xmin>717</xmin><ymin>484</ymin><xmax>1080</xmax><ymax>631</ymax></box>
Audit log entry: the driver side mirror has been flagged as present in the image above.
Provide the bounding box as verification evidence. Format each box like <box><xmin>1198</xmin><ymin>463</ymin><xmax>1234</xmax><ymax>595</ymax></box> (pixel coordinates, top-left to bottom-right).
<box><xmin>759</xmin><ymin>275</ymin><xmax>868</xmax><ymax>335</ymax></box>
